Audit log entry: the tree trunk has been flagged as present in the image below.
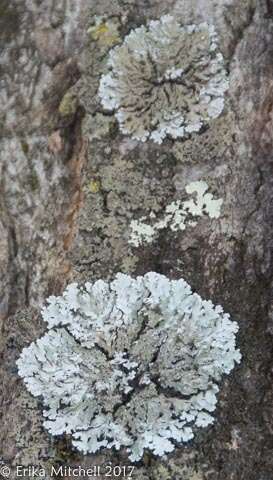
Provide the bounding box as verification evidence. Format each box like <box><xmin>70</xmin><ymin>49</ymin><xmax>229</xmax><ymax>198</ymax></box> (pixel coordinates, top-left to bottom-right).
<box><xmin>1</xmin><ymin>1</ymin><xmax>273</xmax><ymax>479</ymax></box>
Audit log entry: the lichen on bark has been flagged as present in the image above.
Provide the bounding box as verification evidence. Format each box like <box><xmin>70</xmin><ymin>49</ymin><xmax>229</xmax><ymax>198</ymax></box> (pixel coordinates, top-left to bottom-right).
<box><xmin>1</xmin><ymin>1</ymin><xmax>273</xmax><ymax>479</ymax></box>
<box><xmin>98</xmin><ymin>15</ymin><xmax>229</xmax><ymax>143</ymax></box>
<box><xmin>17</xmin><ymin>272</ymin><xmax>240</xmax><ymax>462</ymax></box>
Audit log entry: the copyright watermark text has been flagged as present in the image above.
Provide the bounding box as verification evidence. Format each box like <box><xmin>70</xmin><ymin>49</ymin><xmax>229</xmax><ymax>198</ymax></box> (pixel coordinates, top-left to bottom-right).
<box><xmin>0</xmin><ymin>464</ymin><xmax>135</xmax><ymax>478</ymax></box>
<box><xmin>0</xmin><ymin>465</ymin><xmax>11</xmax><ymax>477</ymax></box>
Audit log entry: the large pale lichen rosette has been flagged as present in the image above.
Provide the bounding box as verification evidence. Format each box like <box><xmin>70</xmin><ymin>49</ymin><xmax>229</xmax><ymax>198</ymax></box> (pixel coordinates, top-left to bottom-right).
<box><xmin>17</xmin><ymin>272</ymin><xmax>241</xmax><ymax>461</ymax></box>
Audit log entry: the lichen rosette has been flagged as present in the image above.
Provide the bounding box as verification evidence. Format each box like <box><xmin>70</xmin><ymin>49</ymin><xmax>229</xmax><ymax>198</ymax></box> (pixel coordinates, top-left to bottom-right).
<box><xmin>17</xmin><ymin>272</ymin><xmax>241</xmax><ymax>461</ymax></box>
<box><xmin>99</xmin><ymin>15</ymin><xmax>229</xmax><ymax>144</ymax></box>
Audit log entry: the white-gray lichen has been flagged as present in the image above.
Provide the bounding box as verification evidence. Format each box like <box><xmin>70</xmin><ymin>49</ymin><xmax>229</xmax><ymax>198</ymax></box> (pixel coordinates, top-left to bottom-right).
<box><xmin>98</xmin><ymin>15</ymin><xmax>229</xmax><ymax>144</ymax></box>
<box><xmin>17</xmin><ymin>273</ymin><xmax>241</xmax><ymax>462</ymax></box>
<box><xmin>129</xmin><ymin>181</ymin><xmax>223</xmax><ymax>247</ymax></box>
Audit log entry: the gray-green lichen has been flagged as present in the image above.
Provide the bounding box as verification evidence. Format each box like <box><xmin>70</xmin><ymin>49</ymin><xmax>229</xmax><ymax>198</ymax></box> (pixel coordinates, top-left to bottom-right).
<box><xmin>129</xmin><ymin>181</ymin><xmax>223</xmax><ymax>247</ymax></box>
<box><xmin>98</xmin><ymin>15</ymin><xmax>229</xmax><ymax>144</ymax></box>
<box><xmin>17</xmin><ymin>273</ymin><xmax>241</xmax><ymax>462</ymax></box>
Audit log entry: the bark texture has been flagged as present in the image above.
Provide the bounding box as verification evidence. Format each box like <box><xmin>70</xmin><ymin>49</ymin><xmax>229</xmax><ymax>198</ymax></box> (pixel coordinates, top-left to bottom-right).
<box><xmin>1</xmin><ymin>1</ymin><xmax>273</xmax><ymax>479</ymax></box>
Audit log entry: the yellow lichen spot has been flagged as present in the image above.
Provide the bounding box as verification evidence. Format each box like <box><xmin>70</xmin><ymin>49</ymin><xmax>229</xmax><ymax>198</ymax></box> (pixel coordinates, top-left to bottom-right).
<box><xmin>88</xmin><ymin>19</ymin><xmax>120</xmax><ymax>47</ymax></box>
<box><xmin>59</xmin><ymin>91</ymin><xmax>78</xmax><ymax>117</ymax></box>
<box><xmin>91</xmin><ymin>23</ymin><xmax>109</xmax><ymax>39</ymax></box>
<box><xmin>88</xmin><ymin>179</ymin><xmax>101</xmax><ymax>194</ymax></box>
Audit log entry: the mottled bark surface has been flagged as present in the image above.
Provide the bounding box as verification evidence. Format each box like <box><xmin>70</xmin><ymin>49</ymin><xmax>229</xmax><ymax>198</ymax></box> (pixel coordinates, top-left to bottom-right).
<box><xmin>1</xmin><ymin>1</ymin><xmax>273</xmax><ymax>479</ymax></box>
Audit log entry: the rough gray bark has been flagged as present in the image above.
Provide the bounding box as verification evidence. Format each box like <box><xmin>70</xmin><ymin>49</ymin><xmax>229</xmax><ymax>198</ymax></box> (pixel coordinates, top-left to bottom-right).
<box><xmin>1</xmin><ymin>1</ymin><xmax>273</xmax><ymax>479</ymax></box>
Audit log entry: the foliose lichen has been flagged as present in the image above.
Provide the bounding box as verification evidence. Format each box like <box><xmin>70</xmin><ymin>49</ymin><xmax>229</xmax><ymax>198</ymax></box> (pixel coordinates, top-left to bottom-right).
<box><xmin>98</xmin><ymin>15</ymin><xmax>229</xmax><ymax>144</ymax></box>
<box><xmin>129</xmin><ymin>181</ymin><xmax>223</xmax><ymax>247</ymax></box>
<box><xmin>17</xmin><ymin>272</ymin><xmax>241</xmax><ymax>462</ymax></box>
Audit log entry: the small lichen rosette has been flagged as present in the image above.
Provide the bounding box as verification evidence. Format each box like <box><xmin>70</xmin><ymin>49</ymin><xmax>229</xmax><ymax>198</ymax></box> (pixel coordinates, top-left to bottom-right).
<box><xmin>17</xmin><ymin>273</ymin><xmax>241</xmax><ymax>461</ymax></box>
<box><xmin>98</xmin><ymin>15</ymin><xmax>229</xmax><ymax>144</ymax></box>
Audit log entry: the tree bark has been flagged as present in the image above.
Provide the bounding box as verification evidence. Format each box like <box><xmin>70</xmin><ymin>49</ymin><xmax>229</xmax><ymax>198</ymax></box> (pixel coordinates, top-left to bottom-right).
<box><xmin>1</xmin><ymin>1</ymin><xmax>273</xmax><ymax>479</ymax></box>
